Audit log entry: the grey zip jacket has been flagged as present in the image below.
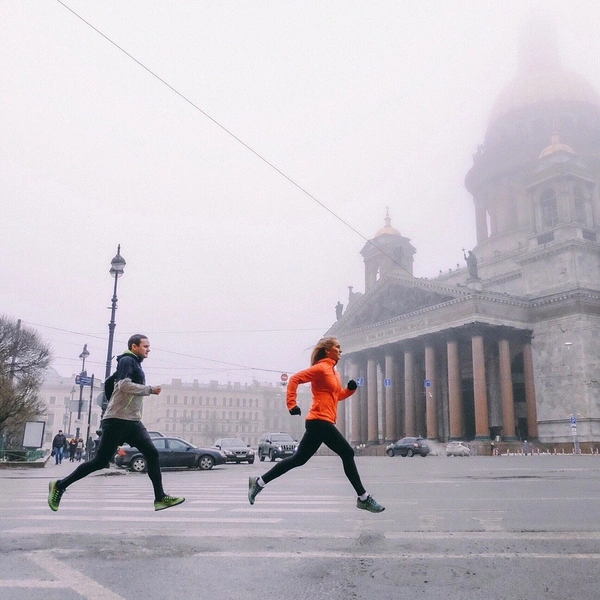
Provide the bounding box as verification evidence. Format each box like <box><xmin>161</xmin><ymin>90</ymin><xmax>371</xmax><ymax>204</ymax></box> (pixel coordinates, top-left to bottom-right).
<box><xmin>103</xmin><ymin>350</ymin><xmax>154</xmax><ymax>422</ymax></box>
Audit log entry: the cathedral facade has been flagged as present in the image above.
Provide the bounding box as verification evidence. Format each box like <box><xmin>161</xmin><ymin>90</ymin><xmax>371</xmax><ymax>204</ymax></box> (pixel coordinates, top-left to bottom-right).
<box><xmin>328</xmin><ymin>28</ymin><xmax>600</xmax><ymax>449</ymax></box>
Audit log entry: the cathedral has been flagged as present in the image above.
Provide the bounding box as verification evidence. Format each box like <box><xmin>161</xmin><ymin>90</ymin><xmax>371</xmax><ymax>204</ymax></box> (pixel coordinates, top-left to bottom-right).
<box><xmin>328</xmin><ymin>25</ymin><xmax>600</xmax><ymax>449</ymax></box>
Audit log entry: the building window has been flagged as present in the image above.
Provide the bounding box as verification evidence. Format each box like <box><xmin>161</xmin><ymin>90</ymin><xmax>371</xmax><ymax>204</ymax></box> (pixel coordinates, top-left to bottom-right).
<box><xmin>541</xmin><ymin>187</ymin><xmax>558</xmax><ymax>229</ymax></box>
<box><xmin>167</xmin><ymin>395</ymin><xmax>171</xmax><ymax>405</ymax></box>
<box><xmin>573</xmin><ymin>186</ymin><xmax>587</xmax><ymax>226</ymax></box>
<box><xmin>49</xmin><ymin>396</ymin><xmax>56</xmax><ymax>405</ymax></box>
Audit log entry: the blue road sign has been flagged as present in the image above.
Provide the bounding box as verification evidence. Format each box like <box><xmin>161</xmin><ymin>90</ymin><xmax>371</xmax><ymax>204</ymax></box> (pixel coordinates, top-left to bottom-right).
<box><xmin>384</xmin><ymin>378</ymin><xmax>391</xmax><ymax>387</ymax></box>
<box><xmin>356</xmin><ymin>377</ymin><xmax>364</xmax><ymax>387</ymax></box>
<box><xmin>75</xmin><ymin>375</ymin><xmax>93</xmax><ymax>386</ymax></box>
<box><xmin>570</xmin><ymin>415</ymin><xmax>577</xmax><ymax>425</ymax></box>
<box><xmin>424</xmin><ymin>379</ymin><xmax>431</xmax><ymax>388</ymax></box>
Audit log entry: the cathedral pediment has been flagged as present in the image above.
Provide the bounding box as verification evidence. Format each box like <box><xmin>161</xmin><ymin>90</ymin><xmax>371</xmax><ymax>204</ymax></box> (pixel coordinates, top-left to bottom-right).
<box><xmin>336</xmin><ymin>275</ymin><xmax>461</xmax><ymax>331</ymax></box>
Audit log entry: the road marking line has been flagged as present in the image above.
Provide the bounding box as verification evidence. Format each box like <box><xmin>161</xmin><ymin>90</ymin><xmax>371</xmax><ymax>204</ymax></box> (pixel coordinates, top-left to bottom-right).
<box><xmin>188</xmin><ymin>550</ymin><xmax>600</xmax><ymax>559</ymax></box>
<box><xmin>0</xmin><ymin>580</ymin><xmax>64</xmax><ymax>588</ymax></box>
<box><xmin>14</xmin><ymin>515</ymin><xmax>282</xmax><ymax>524</ymax></box>
<box><xmin>231</xmin><ymin>508</ymin><xmax>339</xmax><ymax>513</ymax></box>
<box><xmin>26</xmin><ymin>551</ymin><xmax>125</xmax><ymax>600</ymax></box>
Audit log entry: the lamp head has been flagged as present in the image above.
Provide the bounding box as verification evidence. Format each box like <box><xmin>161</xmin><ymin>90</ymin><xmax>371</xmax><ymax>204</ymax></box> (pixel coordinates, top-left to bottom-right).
<box><xmin>109</xmin><ymin>244</ymin><xmax>126</xmax><ymax>278</ymax></box>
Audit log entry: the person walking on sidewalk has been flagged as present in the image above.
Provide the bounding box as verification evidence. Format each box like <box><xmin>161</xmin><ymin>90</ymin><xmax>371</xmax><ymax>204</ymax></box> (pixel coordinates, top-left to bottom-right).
<box><xmin>248</xmin><ymin>337</ymin><xmax>384</xmax><ymax>513</ymax></box>
<box><xmin>48</xmin><ymin>334</ymin><xmax>184</xmax><ymax>513</ymax></box>
<box><xmin>51</xmin><ymin>430</ymin><xmax>67</xmax><ymax>465</ymax></box>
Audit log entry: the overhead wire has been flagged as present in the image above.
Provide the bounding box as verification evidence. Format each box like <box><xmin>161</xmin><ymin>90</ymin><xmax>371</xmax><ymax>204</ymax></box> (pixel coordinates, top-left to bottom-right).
<box><xmin>50</xmin><ymin>1</ymin><xmax>406</xmax><ymax>381</ymax></box>
<box><xmin>54</xmin><ymin>0</ymin><xmax>401</xmax><ymax>267</ymax></box>
<box><xmin>24</xmin><ymin>320</ymin><xmax>297</xmax><ymax>376</ymax></box>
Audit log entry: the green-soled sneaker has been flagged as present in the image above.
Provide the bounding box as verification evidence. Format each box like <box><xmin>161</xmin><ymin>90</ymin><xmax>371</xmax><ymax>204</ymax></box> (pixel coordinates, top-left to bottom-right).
<box><xmin>154</xmin><ymin>495</ymin><xmax>185</xmax><ymax>511</ymax></box>
<box><xmin>357</xmin><ymin>495</ymin><xmax>385</xmax><ymax>513</ymax></box>
<box><xmin>48</xmin><ymin>480</ymin><xmax>64</xmax><ymax>512</ymax></box>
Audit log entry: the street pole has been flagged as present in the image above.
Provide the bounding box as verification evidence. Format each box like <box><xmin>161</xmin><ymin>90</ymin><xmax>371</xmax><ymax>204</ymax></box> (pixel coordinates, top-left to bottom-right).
<box><xmin>101</xmin><ymin>245</ymin><xmax>126</xmax><ymax>422</ymax></box>
<box><xmin>85</xmin><ymin>374</ymin><xmax>95</xmax><ymax>458</ymax></box>
<box><xmin>77</xmin><ymin>344</ymin><xmax>90</xmax><ymax>420</ymax></box>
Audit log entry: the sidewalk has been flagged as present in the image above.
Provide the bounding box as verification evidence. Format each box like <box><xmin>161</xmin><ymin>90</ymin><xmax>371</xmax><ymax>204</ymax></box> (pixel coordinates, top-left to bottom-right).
<box><xmin>0</xmin><ymin>457</ymin><xmax>124</xmax><ymax>479</ymax></box>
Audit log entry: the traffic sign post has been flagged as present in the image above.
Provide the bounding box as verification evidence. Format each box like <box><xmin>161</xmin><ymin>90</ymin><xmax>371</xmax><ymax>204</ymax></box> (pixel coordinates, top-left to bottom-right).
<box><xmin>280</xmin><ymin>373</ymin><xmax>288</xmax><ymax>387</ymax></box>
<box><xmin>571</xmin><ymin>414</ymin><xmax>580</xmax><ymax>455</ymax></box>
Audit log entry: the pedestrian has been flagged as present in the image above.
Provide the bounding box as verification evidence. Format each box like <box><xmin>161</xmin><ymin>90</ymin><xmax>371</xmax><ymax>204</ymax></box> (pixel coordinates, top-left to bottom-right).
<box><xmin>51</xmin><ymin>430</ymin><xmax>67</xmax><ymax>465</ymax></box>
<box><xmin>68</xmin><ymin>437</ymin><xmax>77</xmax><ymax>462</ymax></box>
<box><xmin>248</xmin><ymin>336</ymin><xmax>384</xmax><ymax>513</ymax></box>
<box><xmin>75</xmin><ymin>438</ymin><xmax>84</xmax><ymax>461</ymax></box>
<box><xmin>48</xmin><ymin>334</ymin><xmax>184</xmax><ymax>512</ymax></box>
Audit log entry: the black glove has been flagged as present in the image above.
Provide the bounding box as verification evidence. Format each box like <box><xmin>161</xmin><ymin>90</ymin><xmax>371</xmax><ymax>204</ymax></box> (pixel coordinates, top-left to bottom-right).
<box><xmin>289</xmin><ymin>406</ymin><xmax>301</xmax><ymax>416</ymax></box>
<box><xmin>347</xmin><ymin>379</ymin><xmax>357</xmax><ymax>391</ymax></box>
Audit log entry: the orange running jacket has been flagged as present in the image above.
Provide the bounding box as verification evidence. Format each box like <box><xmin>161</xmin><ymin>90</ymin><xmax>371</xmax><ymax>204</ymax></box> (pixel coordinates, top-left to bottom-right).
<box><xmin>286</xmin><ymin>357</ymin><xmax>355</xmax><ymax>424</ymax></box>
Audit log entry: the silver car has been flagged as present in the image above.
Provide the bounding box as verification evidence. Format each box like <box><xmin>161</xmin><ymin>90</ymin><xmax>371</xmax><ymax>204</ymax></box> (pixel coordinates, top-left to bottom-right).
<box><xmin>446</xmin><ymin>441</ymin><xmax>471</xmax><ymax>456</ymax></box>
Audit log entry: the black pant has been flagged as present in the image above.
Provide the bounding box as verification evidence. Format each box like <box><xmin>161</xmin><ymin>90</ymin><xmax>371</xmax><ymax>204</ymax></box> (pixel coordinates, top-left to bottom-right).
<box><xmin>58</xmin><ymin>419</ymin><xmax>165</xmax><ymax>501</ymax></box>
<box><xmin>261</xmin><ymin>419</ymin><xmax>366</xmax><ymax>496</ymax></box>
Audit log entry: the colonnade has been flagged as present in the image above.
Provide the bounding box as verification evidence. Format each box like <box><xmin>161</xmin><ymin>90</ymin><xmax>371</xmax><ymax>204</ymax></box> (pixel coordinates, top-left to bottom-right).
<box><xmin>339</xmin><ymin>328</ymin><xmax>538</xmax><ymax>445</ymax></box>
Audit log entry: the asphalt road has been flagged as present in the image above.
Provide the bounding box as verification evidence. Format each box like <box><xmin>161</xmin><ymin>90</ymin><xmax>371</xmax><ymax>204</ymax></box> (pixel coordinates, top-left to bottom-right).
<box><xmin>1</xmin><ymin>454</ymin><xmax>600</xmax><ymax>600</ymax></box>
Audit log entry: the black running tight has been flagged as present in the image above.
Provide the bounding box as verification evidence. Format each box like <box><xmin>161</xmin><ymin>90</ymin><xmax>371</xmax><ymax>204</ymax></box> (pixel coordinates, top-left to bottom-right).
<box><xmin>261</xmin><ymin>419</ymin><xmax>366</xmax><ymax>496</ymax></box>
<box><xmin>58</xmin><ymin>419</ymin><xmax>165</xmax><ymax>501</ymax></box>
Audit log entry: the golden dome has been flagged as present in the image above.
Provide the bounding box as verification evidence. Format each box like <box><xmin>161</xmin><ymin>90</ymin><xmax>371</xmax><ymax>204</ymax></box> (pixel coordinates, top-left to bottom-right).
<box><xmin>375</xmin><ymin>210</ymin><xmax>401</xmax><ymax>237</ymax></box>
<box><xmin>489</xmin><ymin>20</ymin><xmax>599</xmax><ymax>124</ymax></box>
<box><xmin>539</xmin><ymin>133</ymin><xmax>576</xmax><ymax>159</ymax></box>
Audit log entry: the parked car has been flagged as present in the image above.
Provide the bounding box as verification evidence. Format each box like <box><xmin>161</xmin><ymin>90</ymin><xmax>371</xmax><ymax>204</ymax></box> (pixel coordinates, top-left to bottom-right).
<box><xmin>213</xmin><ymin>437</ymin><xmax>255</xmax><ymax>464</ymax></box>
<box><xmin>115</xmin><ymin>436</ymin><xmax>226</xmax><ymax>472</ymax></box>
<box><xmin>386</xmin><ymin>437</ymin><xmax>430</xmax><ymax>457</ymax></box>
<box><xmin>446</xmin><ymin>441</ymin><xmax>471</xmax><ymax>456</ymax></box>
<box><xmin>147</xmin><ymin>430</ymin><xmax>165</xmax><ymax>437</ymax></box>
<box><xmin>258</xmin><ymin>432</ymin><xmax>299</xmax><ymax>461</ymax></box>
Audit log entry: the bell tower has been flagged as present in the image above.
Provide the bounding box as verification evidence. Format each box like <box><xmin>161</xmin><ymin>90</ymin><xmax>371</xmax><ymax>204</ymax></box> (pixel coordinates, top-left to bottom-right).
<box><xmin>360</xmin><ymin>210</ymin><xmax>416</xmax><ymax>291</ymax></box>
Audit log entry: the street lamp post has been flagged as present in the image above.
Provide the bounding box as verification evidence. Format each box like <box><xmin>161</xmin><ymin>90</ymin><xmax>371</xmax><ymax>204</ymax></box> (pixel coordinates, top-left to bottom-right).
<box><xmin>77</xmin><ymin>344</ymin><xmax>90</xmax><ymax>427</ymax></box>
<box><xmin>102</xmin><ymin>245</ymin><xmax>126</xmax><ymax>418</ymax></box>
<box><xmin>68</xmin><ymin>385</ymin><xmax>75</xmax><ymax>434</ymax></box>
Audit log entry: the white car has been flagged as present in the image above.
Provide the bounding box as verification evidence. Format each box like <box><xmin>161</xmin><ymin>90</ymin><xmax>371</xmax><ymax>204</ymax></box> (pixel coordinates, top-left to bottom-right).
<box><xmin>446</xmin><ymin>441</ymin><xmax>471</xmax><ymax>457</ymax></box>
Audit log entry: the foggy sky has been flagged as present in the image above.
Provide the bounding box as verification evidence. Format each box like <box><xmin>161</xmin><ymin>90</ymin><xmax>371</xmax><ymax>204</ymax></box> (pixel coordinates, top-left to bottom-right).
<box><xmin>2</xmin><ymin>1</ymin><xmax>600</xmax><ymax>387</ymax></box>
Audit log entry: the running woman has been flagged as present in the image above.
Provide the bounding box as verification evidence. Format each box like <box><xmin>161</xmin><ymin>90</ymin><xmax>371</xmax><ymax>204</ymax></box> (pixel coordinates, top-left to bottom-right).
<box><xmin>248</xmin><ymin>337</ymin><xmax>384</xmax><ymax>513</ymax></box>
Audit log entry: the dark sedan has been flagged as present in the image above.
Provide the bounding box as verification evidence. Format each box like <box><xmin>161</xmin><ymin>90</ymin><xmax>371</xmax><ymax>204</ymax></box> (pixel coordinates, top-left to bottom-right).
<box><xmin>115</xmin><ymin>436</ymin><xmax>226</xmax><ymax>471</ymax></box>
<box><xmin>386</xmin><ymin>436</ymin><xmax>430</xmax><ymax>457</ymax></box>
<box><xmin>213</xmin><ymin>437</ymin><xmax>255</xmax><ymax>464</ymax></box>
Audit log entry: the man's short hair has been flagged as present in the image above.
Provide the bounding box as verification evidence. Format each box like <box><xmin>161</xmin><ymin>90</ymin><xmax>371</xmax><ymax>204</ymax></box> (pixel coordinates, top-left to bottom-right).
<box><xmin>128</xmin><ymin>334</ymin><xmax>148</xmax><ymax>349</ymax></box>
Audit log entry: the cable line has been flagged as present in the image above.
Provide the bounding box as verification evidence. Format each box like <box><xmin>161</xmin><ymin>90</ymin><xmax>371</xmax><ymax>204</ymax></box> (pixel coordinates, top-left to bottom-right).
<box><xmin>54</xmin><ymin>0</ymin><xmax>401</xmax><ymax>266</ymax></box>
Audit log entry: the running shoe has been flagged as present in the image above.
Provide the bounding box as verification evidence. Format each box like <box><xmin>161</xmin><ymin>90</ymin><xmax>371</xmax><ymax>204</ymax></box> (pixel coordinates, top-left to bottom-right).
<box><xmin>48</xmin><ymin>480</ymin><xmax>64</xmax><ymax>512</ymax></box>
<box><xmin>154</xmin><ymin>495</ymin><xmax>185</xmax><ymax>511</ymax></box>
<box><xmin>248</xmin><ymin>476</ymin><xmax>263</xmax><ymax>505</ymax></box>
<box><xmin>357</xmin><ymin>495</ymin><xmax>385</xmax><ymax>513</ymax></box>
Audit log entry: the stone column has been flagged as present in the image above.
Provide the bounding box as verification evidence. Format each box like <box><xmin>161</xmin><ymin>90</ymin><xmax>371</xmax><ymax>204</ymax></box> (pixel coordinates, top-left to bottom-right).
<box><xmin>498</xmin><ymin>339</ymin><xmax>516</xmax><ymax>439</ymax></box>
<box><xmin>337</xmin><ymin>391</ymin><xmax>346</xmax><ymax>436</ymax></box>
<box><xmin>447</xmin><ymin>339</ymin><xmax>463</xmax><ymax>439</ymax></box>
<box><xmin>384</xmin><ymin>353</ymin><xmax>396</xmax><ymax>442</ymax></box>
<box><xmin>404</xmin><ymin>349</ymin><xmax>416</xmax><ymax>436</ymax></box>
<box><xmin>523</xmin><ymin>342</ymin><xmax>538</xmax><ymax>439</ymax></box>
<box><xmin>472</xmin><ymin>334</ymin><xmax>489</xmax><ymax>439</ymax></box>
<box><xmin>348</xmin><ymin>360</ymin><xmax>361</xmax><ymax>445</ymax></box>
<box><xmin>424</xmin><ymin>343</ymin><xmax>438</xmax><ymax>439</ymax></box>
<box><xmin>475</xmin><ymin>198</ymin><xmax>489</xmax><ymax>244</ymax></box>
<box><xmin>367</xmin><ymin>357</ymin><xmax>378</xmax><ymax>444</ymax></box>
